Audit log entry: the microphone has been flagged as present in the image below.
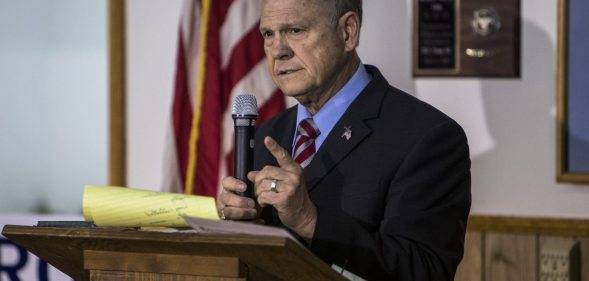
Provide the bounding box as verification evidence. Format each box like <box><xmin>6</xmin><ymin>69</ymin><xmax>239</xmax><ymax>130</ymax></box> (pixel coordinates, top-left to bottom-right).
<box><xmin>232</xmin><ymin>94</ymin><xmax>258</xmax><ymax>198</ymax></box>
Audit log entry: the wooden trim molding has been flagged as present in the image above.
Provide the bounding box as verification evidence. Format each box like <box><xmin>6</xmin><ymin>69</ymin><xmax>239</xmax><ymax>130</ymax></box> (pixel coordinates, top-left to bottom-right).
<box><xmin>556</xmin><ymin>0</ymin><xmax>569</xmax><ymax>182</ymax></box>
<box><xmin>468</xmin><ymin>215</ymin><xmax>589</xmax><ymax>236</ymax></box>
<box><xmin>108</xmin><ymin>0</ymin><xmax>126</xmax><ymax>186</ymax></box>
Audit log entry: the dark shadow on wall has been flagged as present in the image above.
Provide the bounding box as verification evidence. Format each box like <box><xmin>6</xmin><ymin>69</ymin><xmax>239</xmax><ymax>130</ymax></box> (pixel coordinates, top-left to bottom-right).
<box><xmin>471</xmin><ymin>19</ymin><xmax>557</xmax><ymax>207</ymax></box>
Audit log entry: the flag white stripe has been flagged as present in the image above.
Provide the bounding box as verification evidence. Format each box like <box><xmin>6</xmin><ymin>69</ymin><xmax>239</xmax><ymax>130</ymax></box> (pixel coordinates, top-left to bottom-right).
<box><xmin>161</xmin><ymin>121</ymin><xmax>183</xmax><ymax>193</ymax></box>
<box><xmin>186</xmin><ymin>1</ymin><xmax>201</xmax><ymax>106</ymax></box>
<box><xmin>179</xmin><ymin>0</ymin><xmax>193</xmax><ymax>46</ymax></box>
<box><xmin>162</xmin><ymin>0</ymin><xmax>200</xmax><ymax>192</ymax></box>
<box><xmin>220</xmin><ymin>0</ymin><xmax>262</xmax><ymax>69</ymax></box>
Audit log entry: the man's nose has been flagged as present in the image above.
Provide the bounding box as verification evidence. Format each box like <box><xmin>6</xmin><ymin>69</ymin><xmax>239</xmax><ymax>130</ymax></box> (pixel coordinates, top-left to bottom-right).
<box><xmin>271</xmin><ymin>35</ymin><xmax>294</xmax><ymax>60</ymax></box>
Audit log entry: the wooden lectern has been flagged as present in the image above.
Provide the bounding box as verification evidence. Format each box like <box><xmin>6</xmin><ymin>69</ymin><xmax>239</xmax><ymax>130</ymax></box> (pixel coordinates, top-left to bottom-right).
<box><xmin>2</xmin><ymin>225</ymin><xmax>347</xmax><ymax>281</ymax></box>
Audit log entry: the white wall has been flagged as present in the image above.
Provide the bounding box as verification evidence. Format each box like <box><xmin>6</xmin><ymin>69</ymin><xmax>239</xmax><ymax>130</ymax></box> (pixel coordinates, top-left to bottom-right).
<box><xmin>0</xmin><ymin>0</ymin><xmax>108</xmax><ymax>213</ymax></box>
<box><xmin>126</xmin><ymin>0</ymin><xmax>184</xmax><ymax>190</ymax></box>
<box><xmin>126</xmin><ymin>0</ymin><xmax>589</xmax><ymax>218</ymax></box>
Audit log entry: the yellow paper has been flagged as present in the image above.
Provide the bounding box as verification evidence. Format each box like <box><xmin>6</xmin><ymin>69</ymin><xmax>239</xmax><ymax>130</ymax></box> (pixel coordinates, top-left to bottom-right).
<box><xmin>83</xmin><ymin>185</ymin><xmax>219</xmax><ymax>227</ymax></box>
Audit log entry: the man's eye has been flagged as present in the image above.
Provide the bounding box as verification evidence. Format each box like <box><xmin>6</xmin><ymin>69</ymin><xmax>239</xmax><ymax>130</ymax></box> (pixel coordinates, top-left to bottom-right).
<box><xmin>262</xmin><ymin>31</ymin><xmax>273</xmax><ymax>38</ymax></box>
<box><xmin>289</xmin><ymin>28</ymin><xmax>302</xmax><ymax>33</ymax></box>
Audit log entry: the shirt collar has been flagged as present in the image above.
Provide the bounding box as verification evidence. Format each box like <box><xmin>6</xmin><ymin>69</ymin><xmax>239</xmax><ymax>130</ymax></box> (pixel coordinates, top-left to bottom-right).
<box><xmin>295</xmin><ymin>64</ymin><xmax>371</xmax><ymax>149</ymax></box>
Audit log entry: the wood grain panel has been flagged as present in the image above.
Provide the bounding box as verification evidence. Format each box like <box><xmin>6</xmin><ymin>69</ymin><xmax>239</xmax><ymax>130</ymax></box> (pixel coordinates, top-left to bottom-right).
<box><xmin>455</xmin><ymin>232</ymin><xmax>483</xmax><ymax>281</ymax></box>
<box><xmin>485</xmin><ymin>233</ymin><xmax>537</xmax><ymax>281</ymax></box>
<box><xmin>468</xmin><ymin>215</ymin><xmax>589</xmax><ymax>236</ymax></box>
<box><xmin>84</xmin><ymin>250</ymin><xmax>244</xmax><ymax>277</ymax></box>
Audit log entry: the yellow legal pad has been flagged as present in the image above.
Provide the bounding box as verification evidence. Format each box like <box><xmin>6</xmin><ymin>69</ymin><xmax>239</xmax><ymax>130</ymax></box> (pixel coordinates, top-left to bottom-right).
<box><xmin>83</xmin><ymin>185</ymin><xmax>219</xmax><ymax>227</ymax></box>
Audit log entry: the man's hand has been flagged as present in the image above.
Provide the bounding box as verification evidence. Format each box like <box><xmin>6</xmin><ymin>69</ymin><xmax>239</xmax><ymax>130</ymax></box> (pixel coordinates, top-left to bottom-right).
<box><xmin>216</xmin><ymin>176</ymin><xmax>258</xmax><ymax>220</ymax></box>
<box><xmin>249</xmin><ymin>136</ymin><xmax>317</xmax><ymax>239</ymax></box>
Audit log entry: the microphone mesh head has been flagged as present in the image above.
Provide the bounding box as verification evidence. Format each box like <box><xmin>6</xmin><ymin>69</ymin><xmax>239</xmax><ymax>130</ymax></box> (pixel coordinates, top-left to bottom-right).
<box><xmin>232</xmin><ymin>94</ymin><xmax>258</xmax><ymax>116</ymax></box>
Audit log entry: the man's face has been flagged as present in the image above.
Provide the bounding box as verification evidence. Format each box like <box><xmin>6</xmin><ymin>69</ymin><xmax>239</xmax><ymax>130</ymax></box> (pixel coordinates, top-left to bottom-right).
<box><xmin>260</xmin><ymin>0</ymin><xmax>348</xmax><ymax>100</ymax></box>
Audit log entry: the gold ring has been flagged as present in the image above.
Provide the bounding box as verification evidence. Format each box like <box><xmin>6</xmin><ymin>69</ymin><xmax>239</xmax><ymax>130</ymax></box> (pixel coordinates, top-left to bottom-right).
<box><xmin>270</xmin><ymin>180</ymin><xmax>278</xmax><ymax>193</ymax></box>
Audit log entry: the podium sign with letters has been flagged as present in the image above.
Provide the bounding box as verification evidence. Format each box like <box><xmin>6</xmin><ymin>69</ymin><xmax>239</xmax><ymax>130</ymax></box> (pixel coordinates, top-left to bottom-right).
<box><xmin>413</xmin><ymin>0</ymin><xmax>521</xmax><ymax>77</ymax></box>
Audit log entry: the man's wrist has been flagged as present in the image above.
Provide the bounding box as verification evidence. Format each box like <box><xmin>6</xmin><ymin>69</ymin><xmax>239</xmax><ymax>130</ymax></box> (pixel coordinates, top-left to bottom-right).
<box><xmin>293</xmin><ymin>199</ymin><xmax>317</xmax><ymax>239</ymax></box>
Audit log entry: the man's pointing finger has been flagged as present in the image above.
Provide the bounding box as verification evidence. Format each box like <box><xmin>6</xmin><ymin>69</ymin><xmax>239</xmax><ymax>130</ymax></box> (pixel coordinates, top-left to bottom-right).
<box><xmin>264</xmin><ymin>136</ymin><xmax>301</xmax><ymax>172</ymax></box>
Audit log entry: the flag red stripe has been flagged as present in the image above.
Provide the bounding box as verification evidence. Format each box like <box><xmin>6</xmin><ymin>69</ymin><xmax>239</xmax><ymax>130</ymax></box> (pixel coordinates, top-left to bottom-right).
<box><xmin>194</xmin><ymin>1</ymin><xmax>225</xmax><ymax>196</ymax></box>
<box><xmin>172</xmin><ymin>30</ymin><xmax>193</xmax><ymax>186</ymax></box>
<box><xmin>257</xmin><ymin>90</ymin><xmax>286</xmax><ymax>124</ymax></box>
<box><xmin>214</xmin><ymin>0</ymin><xmax>234</xmax><ymax>27</ymax></box>
<box><xmin>221</xmin><ymin>25</ymin><xmax>266</xmax><ymax>99</ymax></box>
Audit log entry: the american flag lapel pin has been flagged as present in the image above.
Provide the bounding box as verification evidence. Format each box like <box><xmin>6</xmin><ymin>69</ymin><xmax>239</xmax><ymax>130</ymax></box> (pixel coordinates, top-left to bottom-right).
<box><xmin>341</xmin><ymin>126</ymin><xmax>352</xmax><ymax>140</ymax></box>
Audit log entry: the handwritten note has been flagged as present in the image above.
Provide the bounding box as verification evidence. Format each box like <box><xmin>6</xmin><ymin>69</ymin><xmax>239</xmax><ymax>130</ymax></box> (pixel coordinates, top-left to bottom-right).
<box><xmin>83</xmin><ymin>186</ymin><xmax>219</xmax><ymax>227</ymax></box>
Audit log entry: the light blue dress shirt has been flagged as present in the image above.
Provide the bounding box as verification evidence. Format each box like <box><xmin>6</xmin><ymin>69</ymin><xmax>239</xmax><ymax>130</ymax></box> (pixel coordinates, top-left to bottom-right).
<box><xmin>293</xmin><ymin>64</ymin><xmax>372</xmax><ymax>153</ymax></box>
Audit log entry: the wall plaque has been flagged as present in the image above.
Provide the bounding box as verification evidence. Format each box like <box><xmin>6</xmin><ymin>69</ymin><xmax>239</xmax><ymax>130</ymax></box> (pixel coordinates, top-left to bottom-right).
<box><xmin>413</xmin><ymin>0</ymin><xmax>521</xmax><ymax>77</ymax></box>
<box><xmin>416</xmin><ymin>0</ymin><xmax>457</xmax><ymax>72</ymax></box>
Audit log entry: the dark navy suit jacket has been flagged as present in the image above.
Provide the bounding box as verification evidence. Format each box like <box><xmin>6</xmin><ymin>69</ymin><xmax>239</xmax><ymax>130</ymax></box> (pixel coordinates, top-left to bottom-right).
<box><xmin>254</xmin><ymin>65</ymin><xmax>471</xmax><ymax>280</ymax></box>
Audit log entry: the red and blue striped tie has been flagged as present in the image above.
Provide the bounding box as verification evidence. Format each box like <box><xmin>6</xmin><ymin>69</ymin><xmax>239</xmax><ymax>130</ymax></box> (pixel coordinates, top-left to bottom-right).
<box><xmin>293</xmin><ymin>118</ymin><xmax>320</xmax><ymax>168</ymax></box>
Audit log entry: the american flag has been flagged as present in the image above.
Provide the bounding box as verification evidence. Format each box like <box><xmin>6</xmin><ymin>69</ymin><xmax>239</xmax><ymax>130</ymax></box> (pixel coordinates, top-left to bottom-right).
<box><xmin>162</xmin><ymin>0</ymin><xmax>285</xmax><ymax>196</ymax></box>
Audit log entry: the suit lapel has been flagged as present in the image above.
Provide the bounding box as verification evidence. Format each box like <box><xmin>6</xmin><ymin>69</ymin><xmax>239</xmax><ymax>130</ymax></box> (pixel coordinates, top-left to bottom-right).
<box><xmin>271</xmin><ymin>107</ymin><xmax>297</xmax><ymax>162</ymax></box>
<box><xmin>304</xmin><ymin>68</ymin><xmax>388</xmax><ymax>192</ymax></box>
<box><xmin>305</xmin><ymin>116</ymin><xmax>372</xmax><ymax>192</ymax></box>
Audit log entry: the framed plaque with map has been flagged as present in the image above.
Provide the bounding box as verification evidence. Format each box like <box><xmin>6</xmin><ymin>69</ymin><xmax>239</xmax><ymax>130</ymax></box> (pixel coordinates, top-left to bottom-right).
<box><xmin>413</xmin><ymin>0</ymin><xmax>521</xmax><ymax>77</ymax></box>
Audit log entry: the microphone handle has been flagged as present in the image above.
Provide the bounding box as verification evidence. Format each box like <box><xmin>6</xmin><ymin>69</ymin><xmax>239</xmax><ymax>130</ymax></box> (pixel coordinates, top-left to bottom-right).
<box><xmin>234</xmin><ymin>123</ymin><xmax>255</xmax><ymax>198</ymax></box>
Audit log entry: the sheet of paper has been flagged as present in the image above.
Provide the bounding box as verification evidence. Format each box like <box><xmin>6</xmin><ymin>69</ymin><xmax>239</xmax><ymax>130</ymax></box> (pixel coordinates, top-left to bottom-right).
<box><xmin>83</xmin><ymin>186</ymin><xmax>219</xmax><ymax>227</ymax></box>
<box><xmin>183</xmin><ymin>216</ymin><xmax>302</xmax><ymax>247</ymax></box>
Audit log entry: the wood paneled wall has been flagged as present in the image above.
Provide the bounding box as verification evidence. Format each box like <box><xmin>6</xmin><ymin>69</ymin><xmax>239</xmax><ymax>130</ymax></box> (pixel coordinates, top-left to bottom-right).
<box><xmin>455</xmin><ymin>216</ymin><xmax>589</xmax><ymax>281</ymax></box>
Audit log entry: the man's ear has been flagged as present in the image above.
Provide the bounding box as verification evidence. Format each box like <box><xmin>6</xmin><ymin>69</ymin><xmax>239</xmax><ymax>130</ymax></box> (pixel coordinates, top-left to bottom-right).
<box><xmin>338</xmin><ymin>11</ymin><xmax>361</xmax><ymax>51</ymax></box>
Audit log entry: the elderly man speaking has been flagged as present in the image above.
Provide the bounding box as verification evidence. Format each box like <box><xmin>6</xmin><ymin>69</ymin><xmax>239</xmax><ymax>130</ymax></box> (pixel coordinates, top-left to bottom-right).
<box><xmin>217</xmin><ymin>0</ymin><xmax>471</xmax><ymax>280</ymax></box>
